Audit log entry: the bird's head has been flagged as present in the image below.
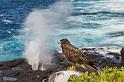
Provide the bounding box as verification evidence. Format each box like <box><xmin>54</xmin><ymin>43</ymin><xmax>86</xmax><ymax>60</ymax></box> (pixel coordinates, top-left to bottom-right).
<box><xmin>58</xmin><ymin>38</ymin><xmax>70</xmax><ymax>46</ymax></box>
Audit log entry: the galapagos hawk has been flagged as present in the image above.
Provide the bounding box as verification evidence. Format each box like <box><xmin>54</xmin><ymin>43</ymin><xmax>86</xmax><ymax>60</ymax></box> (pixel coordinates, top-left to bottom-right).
<box><xmin>59</xmin><ymin>38</ymin><xmax>100</xmax><ymax>71</ymax></box>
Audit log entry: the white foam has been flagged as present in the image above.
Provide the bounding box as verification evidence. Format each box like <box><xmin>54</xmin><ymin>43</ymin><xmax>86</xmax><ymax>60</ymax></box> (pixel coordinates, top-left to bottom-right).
<box><xmin>106</xmin><ymin>0</ymin><xmax>124</xmax><ymax>12</ymax></box>
<box><xmin>0</xmin><ymin>14</ymin><xmax>4</xmax><ymax>16</ymax></box>
<box><xmin>73</xmin><ymin>0</ymin><xmax>124</xmax><ymax>13</ymax></box>
<box><xmin>23</xmin><ymin>1</ymin><xmax>72</xmax><ymax>70</ymax></box>
<box><xmin>64</xmin><ymin>0</ymin><xmax>124</xmax><ymax>48</ymax></box>
<box><xmin>2</xmin><ymin>20</ymin><xmax>13</xmax><ymax>24</ymax></box>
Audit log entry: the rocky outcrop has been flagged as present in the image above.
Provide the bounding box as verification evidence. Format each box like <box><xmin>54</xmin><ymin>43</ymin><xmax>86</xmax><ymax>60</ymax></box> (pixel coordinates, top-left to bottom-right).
<box><xmin>0</xmin><ymin>48</ymin><xmax>122</xmax><ymax>82</ymax></box>
<box><xmin>121</xmin><ymin>48</ymin><xmax>124</xmax><ymax>66</ymax></box>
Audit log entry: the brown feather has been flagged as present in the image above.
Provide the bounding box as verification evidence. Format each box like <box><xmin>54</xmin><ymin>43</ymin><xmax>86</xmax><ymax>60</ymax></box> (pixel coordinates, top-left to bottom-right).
<box><xmin>59</xmin><ymin>38</ymin><xmax>100</xmax><ymax>71</ymax></box>
<box><xmin>59</xmin><ymin>38</ymin><xmax>94</xmax><ymax>64</ymax></box>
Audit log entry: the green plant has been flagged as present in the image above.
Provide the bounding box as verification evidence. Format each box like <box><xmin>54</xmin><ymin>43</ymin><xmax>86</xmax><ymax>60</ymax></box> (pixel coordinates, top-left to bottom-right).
<box><xmin>68</xmin><ymin>67</ymin><xmax>124</xmax><ymax>82</ymax></box>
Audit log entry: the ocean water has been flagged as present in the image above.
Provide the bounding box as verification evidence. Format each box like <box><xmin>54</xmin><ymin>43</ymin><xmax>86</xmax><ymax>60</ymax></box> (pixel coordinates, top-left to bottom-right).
<box><xmin>0</xmin><ymin>0</ymin><xmax>124</xmax><ymax>62</ymax></box>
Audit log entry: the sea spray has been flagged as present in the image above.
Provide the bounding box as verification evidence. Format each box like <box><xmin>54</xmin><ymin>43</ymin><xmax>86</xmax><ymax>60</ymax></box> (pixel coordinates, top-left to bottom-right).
<box><xmin>23</xmin><ymin>1</ymin><xmax>72</xmax><ymax>70</ymax></box>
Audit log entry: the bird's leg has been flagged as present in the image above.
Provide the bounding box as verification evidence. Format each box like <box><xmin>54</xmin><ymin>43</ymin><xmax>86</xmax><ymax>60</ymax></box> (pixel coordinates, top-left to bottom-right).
<box><xmin>67</xmin><ymin>62</ymin><xmax>77</xmax><ymax>71</ymax></box>
<box><xmin>68</xmin><ymin>63</ymin><xmax>85</xmax><ymax>71</ymax></box>
<box><xmin>75</xmin><ymin>63</ymin><xmax>80</xmax><ymax>66</ymax></box>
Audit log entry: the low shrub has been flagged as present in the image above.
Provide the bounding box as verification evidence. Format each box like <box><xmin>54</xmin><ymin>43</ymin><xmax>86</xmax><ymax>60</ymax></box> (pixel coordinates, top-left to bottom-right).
<box><xmin>68</xmin><ymin>67</ymin><xmax>124</xmax><ymax>82</ymax></box>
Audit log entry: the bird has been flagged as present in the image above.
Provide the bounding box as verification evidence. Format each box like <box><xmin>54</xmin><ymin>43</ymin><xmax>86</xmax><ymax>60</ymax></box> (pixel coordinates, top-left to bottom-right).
<box><xmin>58</xmin><ymin>38</ymin><xmax>101</xmax><ymax>72</ymax></box>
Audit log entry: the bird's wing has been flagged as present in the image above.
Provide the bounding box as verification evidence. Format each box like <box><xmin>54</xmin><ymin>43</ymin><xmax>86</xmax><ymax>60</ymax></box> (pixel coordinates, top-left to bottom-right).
<box><xmin>69</xmin><ymin>44</ymin><xmax>95</xmax><ymax>63</ymax></box>
<box><xmin>79</xmin><ymin>50</ymin><xmax>95</xmax><ymax>62</ymax></box>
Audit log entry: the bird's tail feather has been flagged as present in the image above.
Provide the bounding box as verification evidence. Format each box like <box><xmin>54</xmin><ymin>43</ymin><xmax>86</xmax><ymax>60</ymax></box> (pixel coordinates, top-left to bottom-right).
<box><xmin>89</xmin><ymin>62</ymin><xmax>103</xmax><ymax>73</ymax></box>
<box><xmin>83</xmin><ymin>62</ymin><xmax>103</xmax><ymax>73</ymax></box>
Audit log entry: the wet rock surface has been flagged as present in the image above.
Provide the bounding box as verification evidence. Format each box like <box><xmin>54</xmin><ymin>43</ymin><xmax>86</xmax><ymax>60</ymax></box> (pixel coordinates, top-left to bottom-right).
<box><xmin>0</xmin><ymin>59</ymin><xmax>66</xmax><ymax>82</ymax></box>
<box><xmin>0</xmin><ymin>48</ymin><xmax>122</xmax><ymax>82</ymax></box>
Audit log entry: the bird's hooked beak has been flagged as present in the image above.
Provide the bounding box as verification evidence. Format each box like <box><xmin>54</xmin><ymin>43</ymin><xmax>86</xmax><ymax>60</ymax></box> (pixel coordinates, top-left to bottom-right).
<box><xmin>58</xmin><ymin>41</ymin><xmax>61</xmax><ymax>46</ymax></box>
<box><xmin>58</xmin><ymin>41</ymin><xmax>60</xmax><ymax>44</ymax></box>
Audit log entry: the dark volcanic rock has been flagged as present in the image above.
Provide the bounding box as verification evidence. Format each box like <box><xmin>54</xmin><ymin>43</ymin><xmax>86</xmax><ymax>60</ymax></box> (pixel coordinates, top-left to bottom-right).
<box><xmin>0</xmin><ymin>58</ymin><xmax>66</xmax><ymax>82</ymax></box>
<box><xmin>0</xmin><ymin>58</ymin><xmax>31</xmax><ymax>69</ymax></box>
<box><xmin>0</xmin><ymin>48</ymin><xmax>123</xmax><ymax>82</ymax></box>
<box><xmin>121</xmin><ymin>48</ymin><xmax>124</xmax><ymax>66</ymax></box>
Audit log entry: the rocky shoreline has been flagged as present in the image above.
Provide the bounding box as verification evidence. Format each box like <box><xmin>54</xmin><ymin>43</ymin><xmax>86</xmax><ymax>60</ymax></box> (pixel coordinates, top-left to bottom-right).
<box><xmin>0</xmin><ymin>48</ymin><xmax>123</xmax><ymax>82</ymax></box>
